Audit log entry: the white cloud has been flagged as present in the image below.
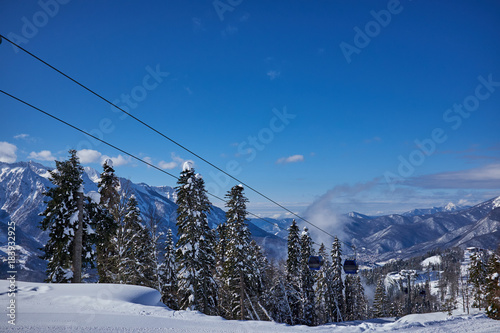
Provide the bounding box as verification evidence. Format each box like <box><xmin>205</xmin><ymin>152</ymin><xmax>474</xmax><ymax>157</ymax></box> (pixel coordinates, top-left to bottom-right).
<box><xmin>28</xmin><ymin>150</ymin><xmax>55</xmax><ymax>161</ymax></box>
<box><xmin>408</xmin><ymin>163</ymin><xmax>500</xmax><ymax>189</ymax></box>
<box><xmin>0</xmin><ymin>142</ymin><xmax>17</xmax><ymax>163</ymax></box>
<box><xmin>77</xmin><ymin>149</ymin><xmax>130</xmax><ymax>167</ymax></box>
<box><xmin>276</xmin><ymin>154</ymin><xmax>304</xmax><ymax>164</ymax></box>
<box><xmin>101</xmin><ymin>154</ymin><xmax>130</xmax><ymax>167</ymax></box>
<box><xmin>267</xmin><ymin>70</ymin><xmax>281</xmax><ymax>80</ymax></box>
<box><xmin>158</xmin><ymin>152</ymin><xmax>194</xmax><ymax>170</ymax></box>
<box><xmin>14</xmin><ymin>133</ymin><xmax>29</xmax><ymax>139</ymax></box>
<box><xmin>77</xmin><ymin>149</ymin><xmax>102</xmax><ymax>164</ymax></box>
<box><xmin>28</xmin><ymin>150</ymin><xmax>56</xmax><ymax>162</ymax></box>
<box><xmin>158</xmin><ymin>161</ymin><xmax>177</xmax><ymax>170</ymax></box>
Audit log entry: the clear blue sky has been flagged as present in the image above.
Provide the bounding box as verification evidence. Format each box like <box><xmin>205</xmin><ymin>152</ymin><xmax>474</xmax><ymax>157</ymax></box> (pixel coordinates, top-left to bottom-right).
<box><xmin>1</xmin><ymin>0</ymin><xmax>499</xmax><ymax>218</ymax></box>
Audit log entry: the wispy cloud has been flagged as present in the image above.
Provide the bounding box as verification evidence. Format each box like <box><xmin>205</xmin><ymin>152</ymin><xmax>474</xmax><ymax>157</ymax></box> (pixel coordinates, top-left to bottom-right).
<box><xmin>0</xmin><ymin>142</ymin><xmax>17</xmax><ymax>163</ymax></box>
<box><xmin>158</xmin><ymin>152</ymin><xmax>194</xmax><ymax>170</ymax></box>
<box><xmin>14</xmin><ymin>133</ymin><xmax>36</xmax><ymax>143</ymax></box>
<box><xmin>407</xmin><ymin>163</ymin><xmax>500</xmax><ymax>189</ymax></box>
<box><xmin>267</xmin><ymin>70</ymin><xmax>280</xmax><ymax>80</ymax></box>
<box><xmin>364</xmin><ymin>136</ymin><xmax>382</xmax><ymax>144</ymax></box>
<box><xmin>14</xmin><ymin>134</ymin><xmax>29</xmax><ymax>140</ymax></box>
<box><xmin>276</xmin><ymin>154</ymin><xmax>304</xmax><ymax>164</ymax></box>
<box><xmin>28</xmin><ymin>150</ymin><xmax>56</xmax><ymax>162</ymax></box>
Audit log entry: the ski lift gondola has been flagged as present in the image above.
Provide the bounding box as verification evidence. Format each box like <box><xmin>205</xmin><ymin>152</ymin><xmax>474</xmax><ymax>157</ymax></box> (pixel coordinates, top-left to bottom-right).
<box><xmin>343</xmin><ymin>259</ymin><xmax>358</xmax><ymax>274</ymax></box>
<box><xmin>308</xmin><ymin>255</ymin><xmax>323</xmax><ymax>270</ymax></box>
<box><xmin>343</xmin><ymin>245</ymin><xmax>359</xmax><ymax>274</ymax></box>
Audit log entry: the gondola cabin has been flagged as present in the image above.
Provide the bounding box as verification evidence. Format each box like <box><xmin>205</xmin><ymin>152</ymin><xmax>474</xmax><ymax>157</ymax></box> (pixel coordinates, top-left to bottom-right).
<box><xmin>343</xmin><ymin>259</ymin><xmax>358</xmax><ymax>274</ymax></box>
<box><xmin>308</xmin><ymin>256</ymin><xmax>323</xmax><ymax>270</ymax></box>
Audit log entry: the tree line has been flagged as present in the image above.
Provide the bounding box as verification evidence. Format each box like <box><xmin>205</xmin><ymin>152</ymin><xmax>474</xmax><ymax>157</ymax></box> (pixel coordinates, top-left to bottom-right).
<box><xmin>39</xmin><ymin>150</ymin><xmax>499</xmax><ymax>324</ymax></box>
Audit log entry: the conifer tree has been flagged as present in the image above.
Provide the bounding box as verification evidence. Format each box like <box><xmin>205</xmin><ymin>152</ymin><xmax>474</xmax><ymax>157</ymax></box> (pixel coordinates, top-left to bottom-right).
<box><xmin>39</xmin><ymin>150</ymin><xmax>95</xmax><ymax>283</ymax></box>
<box><xmin>267</xmin><ymin>262</ymin><xmax>293</xmax><ymax>324</ymax></box>
<box><xmin>96</xmin><ymin>159</ymin><xmax>119</xmax><ymax>283</ymax></box>
<box><xmin>329</xmin><ymin>237</ymin><xmax>345</xmax><ymax>322</ymax></box>
<box><xmin>300</xmin><ymin>227</ymin><xmax>317</xmax><ymax>326</ymax></box>
<box><xmin>215</xmin><ymin>221</ymin><xmax>231</xmax><ymax>318</ymax></box>
<box><xmin>373</xmin><ymin>277</ymin><xmax>388</xmax><ymax>318</ymax></box>
<box><xmin>117</xmin><ymin>194</ymin><xmax>143</xmax><ymax>284</ymax></box>
<box><xmin>159</xmin><ymin>228</ymin><xmax>178</xmax><ymax>310</ymax></box>
<box><xmin>285</xmin><ymin>219</ymin><xmax>301</xmax><ymax>325</ymax></box>
<box><xmin>485</xmin><ymin>251</ymin><xmax>500</xmax><ymax>319</ymax></box>
<box><xmin>315</xmin><ymin>243</ymin><xmax>331</xmax><ymax>324</ymax></box>
<box><xmin>175</xmin><ymin>164</ymin><xmax>217</xmax><ymax>315</ymax></box>
<box><xmin>134</xmin><ymin>223</ymin><xmax>157</xmax><ymax>288</ymax></box>
<box><xmin>221</xmin><ymin>185</ymin><xmax>254</xmax><ymax>319</ymax></box>
<box><xmin>469</xmin><ymin>250</ymin><xmax>488</xmax><ymax>309</ymax></box>
<box><xmin>345</xmin><ymin>275</ymin><xmax>368</xmax><ymax>321</ymax></box>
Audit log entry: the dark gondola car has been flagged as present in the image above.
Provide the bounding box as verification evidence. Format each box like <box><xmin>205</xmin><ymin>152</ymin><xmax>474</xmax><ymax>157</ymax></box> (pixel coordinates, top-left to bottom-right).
<box><xmin>343</xmin><ymin>259</ymin><xmax>358</xmax><ymax>274</ymax></box>
<box><xmin>308</xmin><ymin>256</ymin><xmax>323</xmax><ymax>270</ymax></box>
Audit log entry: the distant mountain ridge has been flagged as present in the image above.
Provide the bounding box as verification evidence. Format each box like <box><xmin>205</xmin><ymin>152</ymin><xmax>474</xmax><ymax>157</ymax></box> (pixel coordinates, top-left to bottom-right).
<box><xmin>1</xmin><ymin>161</ymin><xmax>499</xmax><ymax>281</ymax></box>
<box><xmin>0</xmin><ymin>161</ymin><xmax>283</xmax><ymax>281</ymax></box>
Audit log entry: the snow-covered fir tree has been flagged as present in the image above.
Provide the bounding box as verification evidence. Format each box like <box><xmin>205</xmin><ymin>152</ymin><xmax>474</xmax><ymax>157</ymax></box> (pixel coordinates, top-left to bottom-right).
<box><xmin>116</xmin><ymin>194</ymin><xmax>143</xmax><ymax>284</ymax></box>
<box><xmin>485</xmin><ymin>249</ymin><xmax>500</xmax><ymax>319</ymax></box>
<box><xmin>373</xmin><ymin>277</ymin><xmax>388</xmax><ymax>318</ymax></box>
<box><xmin>175</xmin><ymin>163</ymin><xmax>217</xmax><ymax>315</ymax></box>
<box><xmin>133</xmin><ymin>223</ymin><xmax>157</xmax><ymax>288</ymax></box>
<box><xmin>469</xmin><ymin>250</ymin><xmax>488</xmax><ymax>310</ymax></box>
<box><xmin>285</xmin><ymin>219</ymin><xmax>302</xmax><ymax>325</ymax></box>
<box><xmin>314</xmin><ymin>243</ymin><xmax>331</xmax><ymax>325</ymax></box>
<box><xmin>266</xmin><ymin>261</ymin><xmax>294</xmax><ymax>324</ymax></box>
<box><xmin>300</xmin><ymin>227</ymin><xmax>317</xmax><ymax>326</ymax></box>
<box><xmin>144</xmin><ymin>206</ymin><xmax>164</xmax><ymax>290</ymax></box>
<box><xmin>96</xmin><ymin>159</ymin><xmax>120</xmax><ymax>283</ymax></box>
<box><xmin>159</xmin><ymin>228</ymin><xmax>178</xmax><ymax>310</ymax></box>
<box><xmin>329</xmin><ymin>236</ymin><xmax>345</xmax><ymax>322</ymax></box>
<box><xmin>221</xmin><ymin>185</ymin><xmax>263</xmax><ymax>320</ymax></box>
<box><xmin>345</xmin><ymin>274</ymin><xmax>367</xmax><ymax>321</ymax></box>
<box><xmin>215</xmin><ymin>220</ymin><xmax>231</xmax><ymax>318</ymax></box>
<box><xmin>39</xmin><ymin>150</ymin><xmax>96</xmax><ymax>283</ymax></box>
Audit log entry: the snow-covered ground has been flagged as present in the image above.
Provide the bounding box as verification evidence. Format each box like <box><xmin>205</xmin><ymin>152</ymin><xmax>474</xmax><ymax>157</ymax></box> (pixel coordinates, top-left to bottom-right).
<box><xmin>1</xmin><ymin>281</ymin><xmax>499</xmax><ymax>332</ymax></box>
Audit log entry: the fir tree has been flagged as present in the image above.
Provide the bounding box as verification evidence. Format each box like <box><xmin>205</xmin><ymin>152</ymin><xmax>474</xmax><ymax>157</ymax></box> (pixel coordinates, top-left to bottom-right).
<box><xmin>221</xmin><ymin>185</ymin><xmax>267</xmax><ymax>320</ymax></box>
<box><xmin>159</xmin><ymin>228</ymin><xmax>178</xmax><ymax>310</ymax></box>
<box><xmin>117</xmin><ymin>194</ymin><xmax>143</xmax><ymax>284</ymax></box>
<box><xmin>175</xmin><ymin>164</ymin><xmax>217</xmax><ymax>315</ymax></box>
<box><xmin>267</xmin><ymin>262</ymin><xmax>293</xmax><ymax>324</ymax></box>
<box><xmin>315</xmin><ymin>243</ymin><xmax>331</xmax><ymax>324</ymax></box>
<box><xmin>96</xmin><ymin>159</ymin><xmax>119</xmax><ymax>283</ymax></box>
<box><xmin>345</xmin><ymin>275</ymin><xmax>368</xmax><ymax>321</ymax></box>
<box><xmin>469</xmin><ymin>250</ymin><xmax>488</xmax><ymax>309</ymax></box>
<box><xmin>39</xmin><ymin>150</ymin><xmax>95</xmax><ymax>283</ymax></box>
<box><xmin>485</xmin><ymin>251</ymin><xmax>500</xmax><ymax>319</ymax></box>
<box><xmin>373</xmin><ymin>277</ymin><xmax>388</xmax><ymax>318</ymax></box>
<box><xmin>300</xmin><ymin>227</ymin><xmax>317</xmax><ymax>326</ymax></box>
<box><xmin>215</xmin><ymin>221</ymin><xmax>231</xmax><ymax>318</ymax></box>
<box><xmin>329</xmin><ymin>237</ymin><xmax>345</xmax><ymax>322</ymax></box>
<box><xmin>285</xmin><ymin>219</ymin><xmax>301</xmax><ymax>325</ymax></box>
<box><xmin>134</xmin><ymin>223</ymin><xmax>157</xmax><ymax>288</ymax></box>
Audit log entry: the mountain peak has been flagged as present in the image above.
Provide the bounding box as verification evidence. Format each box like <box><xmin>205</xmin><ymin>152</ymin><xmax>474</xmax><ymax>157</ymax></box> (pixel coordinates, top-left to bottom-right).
<box><xmin>444</xmin><ymin>202</ymin><xmax>457</xmax><ymax>211</ymax></box>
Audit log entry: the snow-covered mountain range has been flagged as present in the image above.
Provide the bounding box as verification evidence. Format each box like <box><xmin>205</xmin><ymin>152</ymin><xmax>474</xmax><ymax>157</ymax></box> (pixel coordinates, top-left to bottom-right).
<box><xmin>0</xmin><ymin>161</ymin><xmax>283</xmax><ymax>281</ymax></box>
<box><xmin>1</xmin><ymin>161</ymin><xmax>499</xmax><ymax>281</ymax></box>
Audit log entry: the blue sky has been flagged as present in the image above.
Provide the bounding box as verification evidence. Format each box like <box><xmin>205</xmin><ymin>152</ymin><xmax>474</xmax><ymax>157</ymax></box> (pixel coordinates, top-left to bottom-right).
<box><xmin>1</xmin><ymin>0</ymin><xmax>499</xmax><ymax>218</ymax></box>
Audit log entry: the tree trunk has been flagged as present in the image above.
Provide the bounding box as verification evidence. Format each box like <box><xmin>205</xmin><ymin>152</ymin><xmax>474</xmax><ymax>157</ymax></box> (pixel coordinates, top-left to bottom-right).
<box><xmin>72</xmin><ymin>189</ymin><xmax>83</xmax><ymax>283</ymax></box>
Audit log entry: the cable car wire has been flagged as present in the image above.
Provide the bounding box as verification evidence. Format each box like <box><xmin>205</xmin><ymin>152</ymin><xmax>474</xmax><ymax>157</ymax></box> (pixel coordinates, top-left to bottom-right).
<box><xmin>0</xmin><ymin>34</ymin><xmax>347</xmax><ymax>248</ymax></box>
<box><xmin>0</xmin><ymin>89</ymin><xmax>332</xmax><ymax>251</ymax></box>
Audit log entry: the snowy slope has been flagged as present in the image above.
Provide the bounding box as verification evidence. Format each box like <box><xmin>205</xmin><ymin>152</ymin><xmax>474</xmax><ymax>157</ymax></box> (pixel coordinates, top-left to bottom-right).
<box><xmin>1</xmin><ymin>281</ymin><xmax>499</xmax><ymax>332</ymax></box>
